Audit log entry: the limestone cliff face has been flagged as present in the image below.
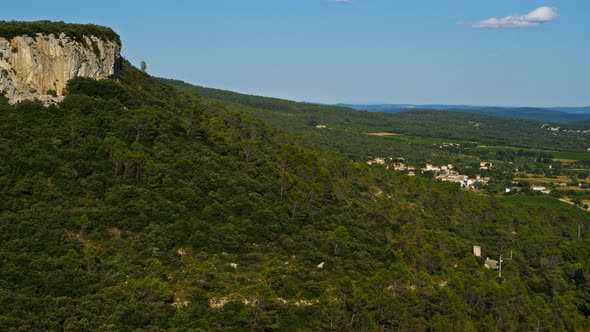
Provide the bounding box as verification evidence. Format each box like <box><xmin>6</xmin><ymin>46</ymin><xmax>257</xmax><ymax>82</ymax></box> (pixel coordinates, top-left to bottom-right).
<box><xmin>0</xmin><ymin>33</ymin><xmax>121</xmax><ymax>104</ymax></box>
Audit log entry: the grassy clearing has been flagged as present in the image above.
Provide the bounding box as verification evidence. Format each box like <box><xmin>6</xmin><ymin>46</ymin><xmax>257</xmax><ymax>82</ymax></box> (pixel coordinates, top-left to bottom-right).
<box><xmin>514</xmin><ymin>175</ymin><xmax>571</xmax><ymax>185</ymax></box>
<box><xmin>551</xmin><ymin>151</ymin><xmax>590</xmax><ymax>161</ymax></box>
<box><xmin>367</xmin><ymin>132</ymin><xmax>400</xmax><ymax>136</ymax></box>
<box><xmin>553</xmin><ymin>158</ymin><xmax>579</xmax><ymax>163</ymax></box>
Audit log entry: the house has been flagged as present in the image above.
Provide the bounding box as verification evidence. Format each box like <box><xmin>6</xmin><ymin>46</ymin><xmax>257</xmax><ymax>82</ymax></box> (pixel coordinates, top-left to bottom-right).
<box><xmin>473</xmin><ymin>245</ymin><xmax>482</xmax><ymax>258</ymax></box>
<box><xmin>367</xmin><ymin>157</ymin><xmax>386</xmax><ymax>165</ymax></box>
<box><xmin>437</xmin><ymin>173</ymin><xmax>467</xmax><ymax>183</ymax></box>
<box><xmin>423</xmin><ymin>163</ymin><xmax>440</xmax><ymax>172</ymax></box>
<box><xmin>393</xmin><ymin>163</ymin><xmax>407</xmax><ymax>171</ymax></box>
<box><xmin>315</xmin><ymin>125</ymin><xmax>327</xmax><ymax>129</ymax></box>
<box><xmin>484</xmin><ymin>258</ymin><xmax>499</xmax><ymax>270</ymax></box>
<box><xmin>532</xmin><ymin>186</ymin><xmax>546</xmax><ymax>191</ymax></box>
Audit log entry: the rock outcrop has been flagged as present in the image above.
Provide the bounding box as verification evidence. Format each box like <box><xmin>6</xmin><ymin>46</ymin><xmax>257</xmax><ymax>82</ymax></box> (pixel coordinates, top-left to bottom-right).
<box><xmin>0</xmin><ymin>33</ymin><xmax>121</xmax><ymax>104</ymax></box>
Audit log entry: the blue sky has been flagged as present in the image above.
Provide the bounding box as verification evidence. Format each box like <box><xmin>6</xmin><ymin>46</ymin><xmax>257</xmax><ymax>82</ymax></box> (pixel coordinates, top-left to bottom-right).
<box><xmin>3</xmin><ymin>0</ymin><xmax>589</xmax><ymax>106</ymax></box>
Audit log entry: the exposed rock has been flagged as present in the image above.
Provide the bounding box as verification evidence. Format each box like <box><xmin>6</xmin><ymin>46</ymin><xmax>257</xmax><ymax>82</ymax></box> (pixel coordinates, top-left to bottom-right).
<box><xmin>0</xmin><ymin>33</ymin><xmax>121</xmax><ymax>105</ymax></box>
<box><xmin>172</xmin><ymin>298</ymin><xmax>190</xmax><ymax>309</ymax></box>
<box><xmin>209</xmin><ymin>296</ymin><xmax>319</xmax><ymax>309</ymax></box>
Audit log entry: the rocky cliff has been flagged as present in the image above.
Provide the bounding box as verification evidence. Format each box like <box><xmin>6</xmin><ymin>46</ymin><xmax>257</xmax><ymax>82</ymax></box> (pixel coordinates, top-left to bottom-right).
<box><xmin>0</xmin><ymin>32</ymin><xmax>121</xmax><ymax>104</ymax></box>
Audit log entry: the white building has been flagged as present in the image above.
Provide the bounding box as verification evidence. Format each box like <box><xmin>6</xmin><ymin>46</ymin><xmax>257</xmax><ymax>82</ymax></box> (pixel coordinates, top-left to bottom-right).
<box><xmin>473</xmin><ymin>245</ymin><xmax>482</xmax><ymax>258</ymax></box>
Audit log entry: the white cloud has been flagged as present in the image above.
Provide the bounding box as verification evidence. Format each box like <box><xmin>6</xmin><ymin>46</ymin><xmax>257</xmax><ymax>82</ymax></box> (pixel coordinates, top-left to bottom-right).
<box><xmin>472</xmin><ymin>6</ymin><xmax>557</xmax><ymax>28</ymax></box>
<box><xmin>525</xmin><ymin>6</ymin><xmax>558</xmax><ymax>22</ymax></box>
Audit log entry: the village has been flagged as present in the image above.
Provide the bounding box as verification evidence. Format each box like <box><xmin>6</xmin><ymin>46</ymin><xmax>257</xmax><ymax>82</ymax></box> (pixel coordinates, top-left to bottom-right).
<box><xmin>367</xmin><ymin>157</ymin><xmax>492</xmax><ymax>189</ymax></box>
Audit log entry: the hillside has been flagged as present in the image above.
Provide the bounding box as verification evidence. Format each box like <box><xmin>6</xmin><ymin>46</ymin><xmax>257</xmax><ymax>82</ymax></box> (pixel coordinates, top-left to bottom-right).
<box><xmin>160</xmin><ymin>78</ymin><xmax>590</xmax><ymax>160</ymax></box>
<box><xmin>1</xmin><ymin>24</ymin><xmax>590</xmax><ymax>330</ymax></box>
<box><xmin>157</xmin><ymin>78</ymin><xmax>426</xmax><ymax>162</ymax></box>
<box><xmin>0</xmin><ymin>65</ymin><xmax>588</xmax><ymax>332</ymax></box>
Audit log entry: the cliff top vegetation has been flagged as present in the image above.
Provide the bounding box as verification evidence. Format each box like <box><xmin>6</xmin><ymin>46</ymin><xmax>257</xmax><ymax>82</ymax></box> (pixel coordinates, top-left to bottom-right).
<box><xmin>0</xmin><ymin>20</ymin><xmax>120</xmax><ymax>44</ymax></box>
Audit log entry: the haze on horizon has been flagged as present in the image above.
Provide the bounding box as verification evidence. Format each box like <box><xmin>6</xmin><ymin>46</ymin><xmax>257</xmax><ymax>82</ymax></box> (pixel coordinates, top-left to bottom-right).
<box><xmin>3</xmin><ymin>0</ymin><xmax>589</xmax><ymax>107</ymax></box>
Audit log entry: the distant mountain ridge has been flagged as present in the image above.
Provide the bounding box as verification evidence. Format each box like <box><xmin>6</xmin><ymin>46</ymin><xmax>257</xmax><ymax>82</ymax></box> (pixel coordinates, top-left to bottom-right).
<box><xmin>338</xmin><ymin>104</ymin><xmax>590</xmax><ymax>123</ymax></box>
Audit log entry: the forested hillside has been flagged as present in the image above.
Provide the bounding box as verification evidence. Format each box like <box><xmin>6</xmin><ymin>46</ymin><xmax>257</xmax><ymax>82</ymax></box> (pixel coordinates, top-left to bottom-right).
<box><xmin>1</xmin><ymin>62</ymin><xmax>590</xmax><ymax>331</ymax></box>
<box><xmin>161</xmin><ymin>78</ymin><xmax>590</xmax><ymax>158</ymax></box>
